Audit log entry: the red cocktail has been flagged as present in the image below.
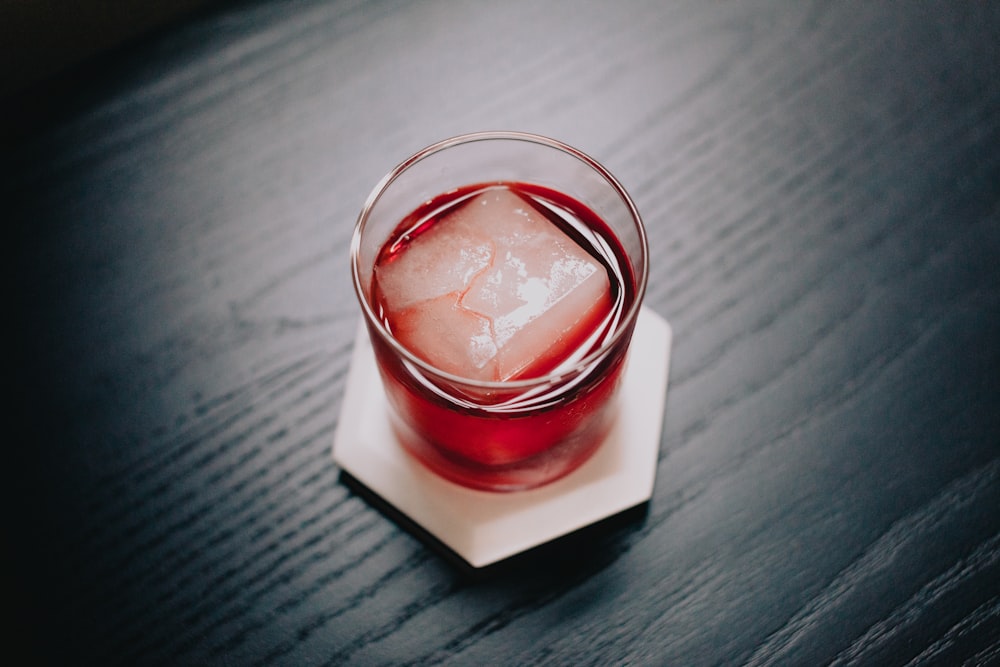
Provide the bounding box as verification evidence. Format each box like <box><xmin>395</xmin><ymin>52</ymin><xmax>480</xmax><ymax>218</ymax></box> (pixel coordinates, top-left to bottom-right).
<box><xmin>351</xmin><ymin>133</ymin><xmax>648</xmax><ymax>491</ymax></box>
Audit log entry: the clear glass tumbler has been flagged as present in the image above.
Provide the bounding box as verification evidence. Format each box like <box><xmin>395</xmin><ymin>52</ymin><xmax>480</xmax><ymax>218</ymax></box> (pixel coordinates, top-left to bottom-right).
<box><xmin>351</xmin><ymin>131</ymin><xmax>648</xmax><ymax>491</ymax></box>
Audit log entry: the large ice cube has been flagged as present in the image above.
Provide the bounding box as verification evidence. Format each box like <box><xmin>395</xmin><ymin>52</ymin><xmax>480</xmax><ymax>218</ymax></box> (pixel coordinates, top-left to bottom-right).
<box><xmin>376</xmin><ymin>186</ymin><xmax>611</xmax><ymax>381</ymax></box>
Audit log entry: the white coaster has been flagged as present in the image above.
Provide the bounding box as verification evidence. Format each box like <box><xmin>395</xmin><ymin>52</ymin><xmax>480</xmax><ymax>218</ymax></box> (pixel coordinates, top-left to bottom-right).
<box><xmin>333</xmin><ymin>307</ymin><xmax>672</xmax><ymax>569</ymax></box>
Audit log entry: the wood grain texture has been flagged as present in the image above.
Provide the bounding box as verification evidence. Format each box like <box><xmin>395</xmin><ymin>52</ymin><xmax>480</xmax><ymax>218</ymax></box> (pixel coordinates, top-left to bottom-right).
<box><xmin>8</xmin><ymin>0</ymin><xmax>1000</xmax><ymax>664</ymax></box>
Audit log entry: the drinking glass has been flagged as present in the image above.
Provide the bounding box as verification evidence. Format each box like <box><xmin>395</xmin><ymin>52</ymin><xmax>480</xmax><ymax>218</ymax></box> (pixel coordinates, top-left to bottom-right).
<box><xmin>351</xmin><ymin>131</ymin><xmax>648</xmax><ymax>491</ymax></box>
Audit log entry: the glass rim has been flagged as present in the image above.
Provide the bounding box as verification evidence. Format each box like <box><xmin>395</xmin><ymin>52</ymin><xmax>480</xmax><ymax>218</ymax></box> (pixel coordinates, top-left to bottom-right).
<box><xmin>350</xmin><ymin>130</ymin><xmax>650</xmax><ymax>390</ymax></box>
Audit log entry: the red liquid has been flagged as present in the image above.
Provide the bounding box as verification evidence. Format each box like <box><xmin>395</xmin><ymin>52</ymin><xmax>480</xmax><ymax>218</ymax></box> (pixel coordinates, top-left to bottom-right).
<box><xmin>368</xmin><ymin>182</ymin><xmax>637</xmax><ymax>490</ymax></box>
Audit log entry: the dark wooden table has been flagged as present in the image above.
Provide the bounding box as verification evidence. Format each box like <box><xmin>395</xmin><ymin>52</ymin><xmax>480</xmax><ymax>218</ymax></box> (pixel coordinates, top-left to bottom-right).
<box><xmin>9</xmin><ymin>1</ymin><xmax>1000</xmax><ymax>664</ymax></box>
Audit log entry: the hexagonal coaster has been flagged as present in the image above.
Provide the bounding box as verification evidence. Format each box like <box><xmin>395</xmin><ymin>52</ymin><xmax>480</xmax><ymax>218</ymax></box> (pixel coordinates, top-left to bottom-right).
<box><xmin>333</xmin><ymin>307</ymin><xmax>672</xmax><ymax>569</ymax></box>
